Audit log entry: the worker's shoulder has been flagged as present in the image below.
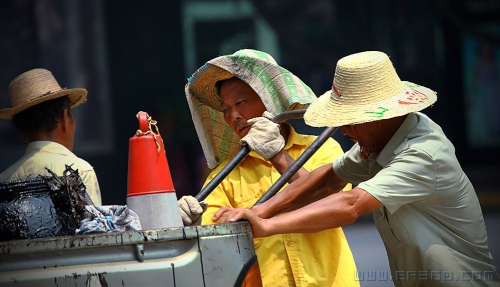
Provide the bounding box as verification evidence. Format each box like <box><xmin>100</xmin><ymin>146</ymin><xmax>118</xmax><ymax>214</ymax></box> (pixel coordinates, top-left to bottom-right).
<box><xmin>294</xmin><ymin>131</ymin><xmax>341</xmax><ymax>149</ymax></box>
<box><xmin>64</xmin><ymin>156</ymin><xmax>96</xmax><ymax>172</ymax></box>
<box><xmin>34</xmin><ymin>152</ymin><xmax>96</xmax><ymax>173</ymax></box>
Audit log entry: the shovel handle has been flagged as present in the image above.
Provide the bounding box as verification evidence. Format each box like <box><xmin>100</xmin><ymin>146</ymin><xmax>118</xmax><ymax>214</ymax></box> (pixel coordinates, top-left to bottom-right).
<box><xmin>252</xmin><ymin>126</ymin><xmax>339</xmax><ymax>206</ymax></box>
<box><xmin>195</xmin><ymin>110</ymin><xmax>307</xmax><ymax>202</ymax></box>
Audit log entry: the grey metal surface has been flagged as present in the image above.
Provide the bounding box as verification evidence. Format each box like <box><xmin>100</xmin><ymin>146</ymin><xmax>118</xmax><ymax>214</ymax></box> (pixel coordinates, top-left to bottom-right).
<box><xmin>0</xmin><ymin>222</ymin><xmax>256</xmax><ymax>287</ymax></box>
<box><xmin>199</xmin><ymin>223</ymin><xmax>256</xmax><ymax>285</ymax></box>
<box><xmin>127</xmin><ymin>192</ymin><xmax>184</xmax><ymax>230</ymax></box>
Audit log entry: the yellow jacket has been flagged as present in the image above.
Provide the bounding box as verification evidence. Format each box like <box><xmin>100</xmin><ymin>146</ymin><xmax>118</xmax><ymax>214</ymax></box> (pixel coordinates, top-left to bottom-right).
<box><xmin>202</xmin><ymin>125</ymin><xmax>359</xmax><ymax>287</ymax></box>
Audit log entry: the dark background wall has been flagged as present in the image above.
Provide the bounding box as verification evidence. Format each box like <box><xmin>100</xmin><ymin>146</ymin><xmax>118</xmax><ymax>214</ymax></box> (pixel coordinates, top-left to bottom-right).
<box><xmin>0</xmin><ymin>0</ymin><xmax>499</xmax><ymax>209</ymax></box>
<box><xmin>99</xmin><ymin>1</ymin><xmax>203</xmax><ymax>204</ymax></box>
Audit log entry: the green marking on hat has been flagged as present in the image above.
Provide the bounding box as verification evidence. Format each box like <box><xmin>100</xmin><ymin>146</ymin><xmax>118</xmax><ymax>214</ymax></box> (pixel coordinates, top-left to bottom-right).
<box><xmin>231</xmin><ymin>56</ymin><xmax>284</xmax><ymax>113</ymax></box>
<box><xmin>209</xmin><ymin>107</ymin><xmax>234</xmax><ymax>154</ymax></box>
<box><xmin>404</xmin><ymin>82</ymin><xmax>420</xmax><ymax>89</ymax></box>
<box><xmin>365</xmin><ymin>107</ymin><xmax>389</xmax><ymax>118</ymax></box>
<box><xmin>226</xmin><ymin>51</ymin><xmax>315</xmax><ymax>115</ymax></box>
<box><xmin>280</xmin><ymin>68</ymin><xmax>297</xmax><ymax>98</ymax></box>
<box><xmin>188</xmin><ymin>49</ymin><xmax>320</xmax><ymax>168</ymax></box>
<box><xmin>220</xmin><ymin>128</ymin><xmax>234</xmax><ymax>155</ymax></box>
<box><xmin>209</xmin><ymin>108</ymin><xmax>219</xmax><ymax>129</ymax></box>
<box><xmin>278</xmin><ymin>67</ymin><xmax>314</xmax><ymax>107</ymax></box>
<box><xmin>298</xmin><ymin>78</ymin><xmax>313</xmax><ymax>99</ymax></box>
<box><xmin>252</xmin><ymin>50</ymin><xmax>273</xmax><ymax>62</ymax></box>
<box><xmin>279</xmin><ymin>68</ymin><xmax>299</xmax><ymax>99</ymax></box>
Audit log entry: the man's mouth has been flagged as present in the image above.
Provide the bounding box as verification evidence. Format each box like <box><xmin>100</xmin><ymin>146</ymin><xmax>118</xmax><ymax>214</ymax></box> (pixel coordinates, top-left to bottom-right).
<box><xmin>360</xmin><ymin>147</ymin><xmax>370</xmax><ymax>159</ymax></box>
<box><xmin>238</xmin><ymin>125</ymin><xmax>250</xmax><ymax>134</ymax></box>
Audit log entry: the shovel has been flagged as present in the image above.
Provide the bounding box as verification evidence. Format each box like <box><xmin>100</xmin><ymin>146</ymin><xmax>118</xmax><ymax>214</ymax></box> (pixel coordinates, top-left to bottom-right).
<box><xmin>195</xmin><ymin>110</ymin><xmax>308</xmax><ymax>201</ymax></box>
<box><xmin>195</xmin><ymin>110</ymin><xmax>338</xmax><ymax>204</ymax></box>
<box><xmin>252</xmin><ymin>125</ymin><xmax>338</xmax><ymax>206</ymax></box>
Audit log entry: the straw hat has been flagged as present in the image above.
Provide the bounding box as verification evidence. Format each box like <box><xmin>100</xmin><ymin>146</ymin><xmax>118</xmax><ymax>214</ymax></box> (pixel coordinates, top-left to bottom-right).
<box><xmin>0</xmin><ymin>68</ymin><xmax>87</xmax><ymax>119</ymax></box>
<box><xmin>304</xmin><ymin>51</ymin><xmax>437</xmax><ymax>127</ymax></box>
<box><xmin>186</xmin><ymin>49</ymin><xmax>316</xmax><ymax>169</ymax></box>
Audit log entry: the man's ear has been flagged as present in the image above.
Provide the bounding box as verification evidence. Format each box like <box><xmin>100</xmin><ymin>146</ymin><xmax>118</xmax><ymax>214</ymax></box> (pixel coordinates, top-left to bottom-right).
<box><xmin>60</xmin><ymin>108</ymin><xmax>71</xmax><ymax>132</ymax></box>
<box><xmin>17</xmin><ymin>130</ymin><xmax>29</xmax><ymax>143</ymax></box>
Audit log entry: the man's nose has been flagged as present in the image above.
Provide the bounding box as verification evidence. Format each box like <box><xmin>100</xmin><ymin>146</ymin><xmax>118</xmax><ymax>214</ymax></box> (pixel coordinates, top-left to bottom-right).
<box><xmin>229</xmin><ymin>110</ymin><xmax>242</xmax><ymax>123</ymax></box>
<box><xmin>340</xmin><ymin>126</ymin><xmax>348</xmax><ymax>136</ymax></box>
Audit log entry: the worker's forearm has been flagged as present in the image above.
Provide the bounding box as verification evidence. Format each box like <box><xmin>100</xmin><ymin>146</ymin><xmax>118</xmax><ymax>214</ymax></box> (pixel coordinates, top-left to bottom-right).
<box><xmin>268</xmin><ymin>150</ymin><xmax>308</xmax><ymax>183</ymax></box>
<box><xmin>263</xmin><ymin>192</ymin><xmax>358</xmax><ymax>235</ymax></box>
<box><xmin>253</xmin><ymin>164</ymin><xmax>346</xmax><ymax>218</ymax></box>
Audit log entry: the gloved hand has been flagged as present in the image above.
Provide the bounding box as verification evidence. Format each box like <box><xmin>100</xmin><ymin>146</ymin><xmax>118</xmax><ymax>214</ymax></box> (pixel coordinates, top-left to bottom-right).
<box><xmin>178</xmin><ymin>196</ymin><xmax>208</xmax><ymax>226</ymax></box>
<box><xmin>240</xmin><ymin>111</ymin><xmax>285</xmax><ymax>160</ymax></box>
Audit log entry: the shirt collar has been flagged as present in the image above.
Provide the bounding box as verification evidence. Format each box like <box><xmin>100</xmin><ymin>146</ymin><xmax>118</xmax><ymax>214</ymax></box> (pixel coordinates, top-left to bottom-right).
<box><xmin>26</xmin><ymin>141</ymin><xmax>75</xmax><ymax>157</ymax></box>
<box><xmin>248</xmin><ymin>123</ymin><xmax>305</xmax><ymax>160</ymax></box>
<box><xmin>376</xmin><ymin>113</ymin><xmax>418</xmax><ymax>167</ymax></box>
<box><xmin>283</xmin><ymin>123</ymin><xmax>309</xmax><ymax>150</ymax></box>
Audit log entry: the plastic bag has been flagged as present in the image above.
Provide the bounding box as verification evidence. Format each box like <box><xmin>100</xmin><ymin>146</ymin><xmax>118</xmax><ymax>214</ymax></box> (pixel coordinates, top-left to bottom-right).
<box><xmin>76</xmin><ymin>205</ymin><xmax>142</xmax><ymax>234</ymax></box>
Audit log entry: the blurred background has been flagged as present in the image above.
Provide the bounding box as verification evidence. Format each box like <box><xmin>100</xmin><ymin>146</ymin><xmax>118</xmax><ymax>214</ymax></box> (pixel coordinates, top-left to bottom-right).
<box><xmin>0</xmin><ymin>0</ymin><xmax>499</xmax><ymax>285</ymax></box>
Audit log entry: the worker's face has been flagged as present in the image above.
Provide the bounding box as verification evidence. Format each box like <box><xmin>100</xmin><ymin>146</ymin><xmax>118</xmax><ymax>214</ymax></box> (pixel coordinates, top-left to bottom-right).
<box><xmin>219</xmin><ymin>77</ymin><xmax>267</xmax><ymax>138</ymax></box>
<box><xmin>340</xmin><ymin>122</ymin><xmax>380</xmax><ymax>159</ymax></box>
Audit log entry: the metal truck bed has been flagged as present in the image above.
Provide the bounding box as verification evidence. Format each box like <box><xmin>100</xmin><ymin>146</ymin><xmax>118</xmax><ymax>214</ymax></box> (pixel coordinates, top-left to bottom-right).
<box><xmin>0</xmin><ymin>222</ymin><xmax>258</xmax><ymax>287</ymax></box>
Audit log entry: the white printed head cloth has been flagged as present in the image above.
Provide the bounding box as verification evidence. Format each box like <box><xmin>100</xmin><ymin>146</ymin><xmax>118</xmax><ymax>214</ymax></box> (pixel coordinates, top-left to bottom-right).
<box><xmin>186</xmin><ymin>49</ymin><xmax>316</xmax><ymax>169</ymax></box>
<box><xmin>304</xmin><ymin>51</ymin><xmax>437</xmax><ymax>127</ymax></box>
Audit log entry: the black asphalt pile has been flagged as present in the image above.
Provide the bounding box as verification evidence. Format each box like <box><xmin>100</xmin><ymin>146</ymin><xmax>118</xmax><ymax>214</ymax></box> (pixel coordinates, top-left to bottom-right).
<box><xmin>0</xmin><ymin>165</ymin><xmax>93</xmax><ymax>241</ymax></box>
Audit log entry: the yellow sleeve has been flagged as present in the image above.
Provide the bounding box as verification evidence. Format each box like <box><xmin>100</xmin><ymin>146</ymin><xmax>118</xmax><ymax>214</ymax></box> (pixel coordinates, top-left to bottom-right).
<box><xmin>307</xmin><ymin>137</ymin><xmax>352</xmax><ymax>191</ymax></box>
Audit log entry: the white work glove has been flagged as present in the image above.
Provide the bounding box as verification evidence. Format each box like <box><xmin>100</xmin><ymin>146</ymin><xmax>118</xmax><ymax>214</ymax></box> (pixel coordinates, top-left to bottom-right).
<box><xmin>240</xmin><ymin>111</ymin><xmax>285</xmax><ymax>160</ymax></box>
<box><xmin>178</xmin><ymin>196</ymin><xmax>208</xmax><ymax>226</ymax></box>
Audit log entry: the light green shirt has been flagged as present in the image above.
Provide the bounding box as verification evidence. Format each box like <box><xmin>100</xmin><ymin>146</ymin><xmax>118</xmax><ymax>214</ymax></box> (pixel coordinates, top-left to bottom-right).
<box><xmin>0</xmin><ymin>141</ymin><xmax>102</xmax><ymax>205</ymax></box>
<box><xmin>334</xmin><ymin>112</ymin><xmax>499</xmax><ymax>286</ymax></box>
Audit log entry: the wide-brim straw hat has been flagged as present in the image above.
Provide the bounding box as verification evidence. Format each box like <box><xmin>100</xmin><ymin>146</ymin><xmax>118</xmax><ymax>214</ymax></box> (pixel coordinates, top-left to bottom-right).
<box><xmin>304</xmin><ymin>51</ymin><xmax>437</xmax><ymax>127</ymax></box>
<box><xmin>186</xmin><ymin>49</ymin><xmax>316</xmax><ymax>169</ymax></box>
<box><xmin>0</xmin><ymin>68</ymin><xmax>87</xmax><ymax>119</ymax></box>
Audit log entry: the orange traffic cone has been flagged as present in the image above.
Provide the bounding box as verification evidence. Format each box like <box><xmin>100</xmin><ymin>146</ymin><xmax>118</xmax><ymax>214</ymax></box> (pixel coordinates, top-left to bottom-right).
<box><xmin>127</xmin><ymin>111</ymin><xmax>183</xmax><ymax>229</ymax></box>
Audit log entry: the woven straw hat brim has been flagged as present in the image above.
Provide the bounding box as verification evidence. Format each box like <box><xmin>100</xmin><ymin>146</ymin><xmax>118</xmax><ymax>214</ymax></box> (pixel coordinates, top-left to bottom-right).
<box><xmin>0</xmin><ymin>89</ymin><xmax>87</xmax><ymax>120</ymax></box>
<box><xmin>188</xmin><ymin>51</ymin><xmax>315</xmax><ymax>113</ymax></box>
<box><xmin>304</xmin><ymin>81</ymin><xmax>436</xmax><ymax>127</ymax></box>
<box><xmin>186</xmin><ymin>49</ymin><xmax>316</xmax><ymax>168</ymax></box>
<box><xmin>1</xmin><ymin>68</ymin><xmax>87</xmax><ymax>120</ymax></box>
<box><xmin>188</xmin><ymin>63</ymin><xmax>234</xmax><ymax>111</ymax></box>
